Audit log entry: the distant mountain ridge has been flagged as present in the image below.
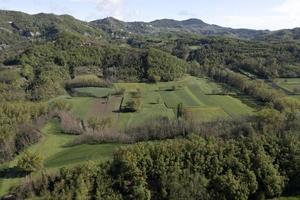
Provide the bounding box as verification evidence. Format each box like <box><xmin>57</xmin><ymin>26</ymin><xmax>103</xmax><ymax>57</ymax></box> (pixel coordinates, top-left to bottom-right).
<box><xmin>91</xmin><ymin>17</ymin><xmax>272</xmax><ymax>39</ymax></box>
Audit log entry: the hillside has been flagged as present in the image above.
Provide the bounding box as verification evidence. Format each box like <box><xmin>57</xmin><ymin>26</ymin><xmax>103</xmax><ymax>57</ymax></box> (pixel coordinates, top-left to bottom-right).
<box><xmin>0</xmin><ymin>10</ymin><xmax>104</xmax><ymax>47</ymax></box>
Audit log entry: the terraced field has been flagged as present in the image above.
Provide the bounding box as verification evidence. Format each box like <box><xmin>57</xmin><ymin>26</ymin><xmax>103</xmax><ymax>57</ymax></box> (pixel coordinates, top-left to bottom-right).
<box><xmin>72</xmin><ymin>87</ymin><xmax>116</xmax><ymax>98</ymax></box>
<box><xmin>64</xmin><ymin>76</ymin><xmax>254</xmax><ymax>128</ymax></box>
<box><xmin>275</xmin><ymin>78</ymin><xmax>300</xmax><ymax>94</ymax></box>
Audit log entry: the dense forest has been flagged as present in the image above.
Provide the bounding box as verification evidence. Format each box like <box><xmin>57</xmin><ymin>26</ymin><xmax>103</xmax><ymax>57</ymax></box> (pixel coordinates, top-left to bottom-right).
<box><xmin>0</xmin><ymin>10</ymin><xmax>300</xmax><ymax>200</ymax></box>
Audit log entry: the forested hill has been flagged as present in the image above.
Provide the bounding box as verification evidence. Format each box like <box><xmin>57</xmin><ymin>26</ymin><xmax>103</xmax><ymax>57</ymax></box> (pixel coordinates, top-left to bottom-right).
<box><xmin>0</xmin><ymin>10</ymin><xmax>104</xmax><ymax>45</ymax></box>
<box><xmin>91</xmin><ymin>17</ymin><xmax>271</xmax><ymax>39</ymax></box>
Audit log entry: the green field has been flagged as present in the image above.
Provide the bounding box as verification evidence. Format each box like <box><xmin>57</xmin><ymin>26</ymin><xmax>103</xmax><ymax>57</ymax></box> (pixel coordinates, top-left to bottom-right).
<box><xmin>64</xmin><ymin>76</ymin><xmax>254</xmax><ymax>129</ymax></box>
<box><xmin>275</xmin><ymin>78</ymin><xmax>300</xmax><ymax>94</ymax></box>
<box><xmin>0</xmin><ymin>120</ymin><xmax>120</xmax><ymax>196</ymax></box>
<box><xmin>72</xmin><ymin>87</ymin><xmax>116</xmax><ymax>98</ymax></box>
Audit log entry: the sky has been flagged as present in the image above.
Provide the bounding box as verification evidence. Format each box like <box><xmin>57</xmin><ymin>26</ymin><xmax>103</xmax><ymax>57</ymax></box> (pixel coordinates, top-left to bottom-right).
<box><xmin>0</xmin><ymin>0</ymin><xmax>300</xmax><ymax>30</ymax></box>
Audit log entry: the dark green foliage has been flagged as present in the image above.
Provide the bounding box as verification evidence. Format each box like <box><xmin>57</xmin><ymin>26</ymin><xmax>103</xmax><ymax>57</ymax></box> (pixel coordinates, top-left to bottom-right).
<box><xmin>147</xmin><ymin>48</ymin><xmax>187</xmax><ymax>81</ymax></box>
<box><xmin>111</xmin><ymin>133</ymin><xmax>298</xmax><ymax>200</ymax></box>
<box><xmin>187</xmin><ymin>37</ymin><xmax>300</xmax><ymax>78</ymax></box>
<box><xmin>123</xmin><ymin>99</ymin><xmax>141</xmax><ymax>112</ymax></box>
<box><xmin>0</xmin><ymin>101</ymin><xmax>49</xmax><ymax>163</ymax></box>
<box><xmin>0</xmin><ymin>10</ymin><xmax>104</xmax><ymax>44</ymax></box>
<box><xmin>65</xmin><ymin>75</ymin><xmax>111</xmax><ymax>90</ymax></box>
<box><xmin>13</xmin><ymin>132</ymin><xmax>300</xmax><ymax>200</ymax></box>
<box><xmin>16</xmin><ymin>151</ymin><xmax>43</xmax><ymax>173</ymax></box>
<box><xmin>29</xmin><ymin>65</ymin><xmax>70</xmax><ymax>100</ymax></box>
<box><xmin>13</xmin><ymin>163</ymin><xmax>121</xmax><ymax>200</ymax></box>
<box><xmin>177</xmin><ymin>103</ymin><xmax>183</xmax><ymax>118</ymax></box>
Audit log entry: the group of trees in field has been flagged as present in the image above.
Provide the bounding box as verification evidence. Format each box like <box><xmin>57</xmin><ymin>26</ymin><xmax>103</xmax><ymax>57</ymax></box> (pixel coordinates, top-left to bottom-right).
<box><xmin>65</xmin><ymin>75</ymin><xmax>112</xmax><ymax>90</ymax></box>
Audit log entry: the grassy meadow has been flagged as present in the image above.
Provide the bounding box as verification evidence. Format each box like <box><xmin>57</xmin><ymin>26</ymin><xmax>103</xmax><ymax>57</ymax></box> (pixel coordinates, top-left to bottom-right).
<box><xmin>68</xmin><ymin>76</ymin><xmax>254</xmax><ymax>128</ymax></box>
<box><xmin>275</xmin><ymin>78</ymin><xmax>300</xmax><ymax>94</ymax></box>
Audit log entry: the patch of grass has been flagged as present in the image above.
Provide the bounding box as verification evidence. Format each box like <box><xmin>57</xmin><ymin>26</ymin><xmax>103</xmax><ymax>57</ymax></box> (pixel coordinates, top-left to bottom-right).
<box><xmin>293</xmin><ymin>95</ymin><xmax>300</xmax><ymax>100</ymax></box>
<box><xmin>187</xmin><ymin>84</ymin><xmax>253</xmax><ymax>118</ymax></box>
<box><xmin>159</xmin><ymin>90</ymin><xmax>181</xmax><ymax>108</ymax></box>
<box><xmin>174</xmin><ymin>87</ymin><xmax>201</xmax><ymax>107</ymax></box>
<box><xmin>208</xmin><ymin>95</ymin><xmax>253</xmax><ymax>118</ymax></box>
<box><xmin>0</xmin><ymin>68</ymin><xmax>20</xmax><ymax>83</ymax></box>
<box><xmin>275</xmin><ymin>78</ymin><xmax>300</xmax><ymax>94</ymax></box>
<box><xmin>45</xmin><ymin>144</ymin><xmax>119</xmax><ymax>168</ymax></box>
<box><xmin>184</xmin><ymin>107</ymin><xmax>229</xmax><ymax>122</ymax></box>
<box><xmin>276</xmin><ymin>197</ymin><xmax>300</xmax><ymax>200</ymax></box>
<box><xmin>72</xmin><ymin>87</ymin><xmax>115</xmax><ymax>98</ymax></box>
<box><xmin>64</xmin><ymin>97</ymin><xmax>94</xmax><ymax>119</ymax></box>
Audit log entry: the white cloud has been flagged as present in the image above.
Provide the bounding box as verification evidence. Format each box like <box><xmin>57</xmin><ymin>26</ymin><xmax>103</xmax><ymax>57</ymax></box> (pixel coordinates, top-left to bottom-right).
<box><xmin>71</xmin><ymin>0</ymin><xmax>124</xmax><ymax>19</ymax></box>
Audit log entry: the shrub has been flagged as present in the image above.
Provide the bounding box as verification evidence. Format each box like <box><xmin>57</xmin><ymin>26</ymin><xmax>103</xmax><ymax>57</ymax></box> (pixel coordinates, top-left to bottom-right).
<box><xmin>16</xmin><ymin>151</ymin><xmax>44</xmax><ymax>173</ymax></box>
<box><xmin>87</xmin><ymin>117</ymin><xmax>113</xmax><ymax>132</ymax></box>
<box><xmin>57</xmin><ymin>111</ymin><xmax>83</xmax><ymax>135</ymax></box>
<box><xmin>123</xmin><ymin>99</ymin><xmax>140</xmax><ymax>112</ymax></box>
<box><xmin>69</xmin><ymin>130</ymin><xmax>132</xmax><ymax>146</ymax></box>
<box><xmin>114</xmin><ymin>88</ymin><xmax>125</xmax><ymax>96</ymax></box>
<box><xmin>50</xmin><ymin>99</ymin><xmax>72</xmax><ymax>111</ymax></box>
<box><xmin>65</xmin><ymin>75</ymin><xmax>112</xmax><ymax>89</ymax></box>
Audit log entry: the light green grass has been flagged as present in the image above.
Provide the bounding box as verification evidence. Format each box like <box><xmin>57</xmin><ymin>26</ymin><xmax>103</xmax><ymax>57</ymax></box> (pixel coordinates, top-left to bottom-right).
<box><xmin>73</xmin><ymin>87</ymin><xmax>115</xmax><ymax>98</ymax></box>
<box><xmin>159</xmin><ymin>90</ymin><xmax>182</xmax><ymax>108</ymax></box>
<box><xmin>64</xmin><ymin>76</ymin><xmax>254</xmax><ymax>128</ymax></box>
<box><xmin>187</xmin><ymin>84</ymin><xmax>253</xmax><ymax>118</ymax></box>
<box><xmin>64</xmin><ymin>97</ymin><xmax>94</xmax><ymax>119</ymax></box>
<box><xmin>116</xmin><ymin>82</ymin><xmax>174</xmax><ymax>129</ymax></box>
<box><xmin>175</xmin><ymin>87</ymin><xmax>201</xmax><ymax>107</ymax></box>
<box><xmin>184</xmin><ymin>107</ymin><xmax>230</xmax><ymax>122</ymax></box>
<box><xmin>276</xmin><ymin>197</ymin><xmax>300</xmax><ymax>200</ymax></box>
<box><xmin>276</xmin><ymin>78</ymin><xmax>300</xmax><ymax>94</ymax></box>
<box><xmin>293</xmin><ymin>95</ymin><xmax>300</xmax><ymax>100</ymax></box>
<box><xmin>52</xmin><ymin>76</ymin><xmax>254</xmax><ymax>131</ymax></box>
<box><xmin>45</xmin><ymin>144</ymin><xmax>118</xmax><ymax>168</ymax></box>
<box><xmin>38</xmin><ymin>120</ymin><xmax>120</xmax><ymax>168</ymax></box>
